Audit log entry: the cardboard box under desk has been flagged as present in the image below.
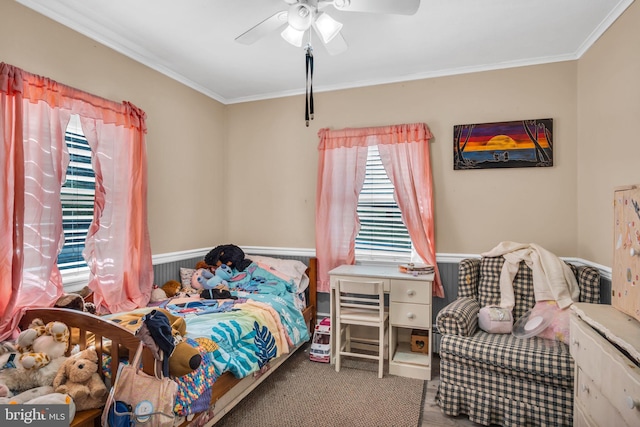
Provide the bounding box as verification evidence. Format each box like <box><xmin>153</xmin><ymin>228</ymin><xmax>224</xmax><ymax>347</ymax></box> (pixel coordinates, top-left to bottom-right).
<box><xmin>410</xmin><ymin>329</ymin><xmax>429</xmax><ymax>354</ymax></box>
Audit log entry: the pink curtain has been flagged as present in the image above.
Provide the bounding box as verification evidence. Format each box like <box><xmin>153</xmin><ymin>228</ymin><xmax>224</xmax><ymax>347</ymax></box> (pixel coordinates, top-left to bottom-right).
<box><xmin>81</xmin><ymin>111</ymin><xmax>153</xmax><ymax>313</ymax></box>
<box><xmin>0</xmin><ymin>63</ymin><xmax>152</xmax><ymax>339</ymax></box>
<box><xmin>378</xmin><ymin>134</ymin><xmax>443</xmax><ymax>297</ymax></box>
<box><xmin>316</xmin><ymin>123</ymin><xmax>443</xmax><ymax>297</ymax></box>
<box><xmin>316</xmin><ymin>130</ymin><xmax>369</xmax><ymax>292</ymax></box>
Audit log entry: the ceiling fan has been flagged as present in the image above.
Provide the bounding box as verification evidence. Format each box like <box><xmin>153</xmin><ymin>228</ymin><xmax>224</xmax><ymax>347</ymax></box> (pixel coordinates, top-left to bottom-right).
<box><xmin>235</xmin><ymin>0</ymin><xmax>421</xmax><ymax>55</ymax></box>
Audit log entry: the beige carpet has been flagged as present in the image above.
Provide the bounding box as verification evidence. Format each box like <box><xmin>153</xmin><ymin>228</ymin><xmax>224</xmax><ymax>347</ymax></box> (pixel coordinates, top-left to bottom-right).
<box><xmin>215</xmin><ymin>344</ymin><xmax>426</xmax><ymax>427</ymax></box>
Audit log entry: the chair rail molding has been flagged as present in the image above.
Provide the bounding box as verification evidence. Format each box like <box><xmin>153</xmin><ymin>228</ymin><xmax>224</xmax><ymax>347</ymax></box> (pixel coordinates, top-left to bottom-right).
<box><xmin>151</xmin><ymin>248</ymin><xmax>612</xmax><ymax>281</ymax></box>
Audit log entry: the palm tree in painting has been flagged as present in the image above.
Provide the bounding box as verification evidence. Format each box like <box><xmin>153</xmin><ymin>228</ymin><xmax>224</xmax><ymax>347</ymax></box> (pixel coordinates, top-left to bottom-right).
<box><xmin>522</xmin><ymin>119</ymin><xmax>552</xmax><ymax>166</ymax></box>
<box><xmin>454</xmin><ymin>123</ymin><xmax>475</xmax><ymax>168</ymax></box>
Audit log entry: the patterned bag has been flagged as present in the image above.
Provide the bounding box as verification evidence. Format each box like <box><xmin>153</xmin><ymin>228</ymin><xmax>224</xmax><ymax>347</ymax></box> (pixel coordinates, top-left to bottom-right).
<box><xmin>102</xmin><ymin>342</ymin><xmax>177</xmax><ymax>427</ymax></box>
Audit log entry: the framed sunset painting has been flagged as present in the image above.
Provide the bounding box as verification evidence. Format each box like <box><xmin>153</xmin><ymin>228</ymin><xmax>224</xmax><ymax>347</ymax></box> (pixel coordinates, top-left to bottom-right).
<box><xmin>453</xmin><ymin>118</ymin><xmax>553</xmax><ymax>170</ymax></box>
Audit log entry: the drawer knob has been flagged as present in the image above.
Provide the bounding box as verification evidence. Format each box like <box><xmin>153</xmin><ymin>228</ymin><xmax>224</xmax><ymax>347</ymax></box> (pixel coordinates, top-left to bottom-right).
<box><xmin>407</xmin><ymin>289</ymin><xmax>416</xmax><ymax>297</ymax></box>
<box><xmin>407</xmin><ymin>312</ymin><xmax>415</xmax><ymax>320</ymax></box>
<box><xmin>626</xmin><ymin>396</ymin><xmax>639</xmax><ymax>410</ymax></box>
<box><xmin>580</xmin><ymin>383</ymin><xmax>589</xmax><ymax>394</ymax></box>
<box><xmin>572</xmin><ymin>338</ymin><xmax>579</xmax><ymax>346</ymax></box>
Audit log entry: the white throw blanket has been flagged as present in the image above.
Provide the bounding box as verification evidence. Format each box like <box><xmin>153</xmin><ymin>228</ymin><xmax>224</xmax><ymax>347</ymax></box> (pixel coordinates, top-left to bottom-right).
<box><xmin>481</xmin><ymin>241</ymin><xmax>579</xmax><ymax>310</ymax></box>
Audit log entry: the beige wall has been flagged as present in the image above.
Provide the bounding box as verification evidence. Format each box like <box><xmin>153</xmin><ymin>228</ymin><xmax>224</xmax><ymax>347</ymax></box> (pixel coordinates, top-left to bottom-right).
<box><xmin>227</xmin><ymin>63</ymin><xmax>579</xmax><ymax>257</ymax></box>
<box><xmin>577</xmin><ymin>0</ymin><xmax>640</xmax><ymax>267</ymax></box>
<box><xmin>4</xmin><ymin>0</ymin><xmax>638</xmax><ymax>267</ymax></box>
<box><xmin>1</xmin><ymin>1</ymin><xmax>228</xmax><ymax>254</ymax></box>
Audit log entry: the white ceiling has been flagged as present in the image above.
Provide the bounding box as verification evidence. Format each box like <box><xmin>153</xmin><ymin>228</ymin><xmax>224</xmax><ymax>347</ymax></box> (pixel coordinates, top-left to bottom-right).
<box><xmin>16</xmin><ymin>0</ymin><xmax>633</xmax><ymax>104</ymax></box>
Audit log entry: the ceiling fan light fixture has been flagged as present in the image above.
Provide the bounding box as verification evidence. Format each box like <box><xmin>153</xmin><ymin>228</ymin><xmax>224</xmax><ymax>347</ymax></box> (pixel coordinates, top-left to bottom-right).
<box><xmin>313</xmin><ymin>12</ymin><xmax>343</xmax><ymax>44</ymax></box>
<box><xmin>281</xmin><ymin>25</ymin><xmax>305</xmax><ymax>47</ymax></box>
<box><xmin>288</xmin><ymin>3</ymin><xmax>314</xmax><ymax>31</ymax></box>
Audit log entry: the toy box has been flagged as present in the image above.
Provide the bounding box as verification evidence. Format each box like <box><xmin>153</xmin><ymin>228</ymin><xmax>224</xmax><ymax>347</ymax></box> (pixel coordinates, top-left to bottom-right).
<box><xmin>410</xmin><ymin>329</ymin><xmax>429</xmax><ymax>354</ymax></box>
<box><xmin>309</xmin><ymin>317</ymin><xmax>331</xmax><ymax>363</ymax></box>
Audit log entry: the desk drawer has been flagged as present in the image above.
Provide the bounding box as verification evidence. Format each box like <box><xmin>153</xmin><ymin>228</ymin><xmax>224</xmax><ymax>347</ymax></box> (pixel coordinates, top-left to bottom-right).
<box><xmin>390</xmin><ymin>279</ymin><xmax>431</xmax><ymax>304</ymax></box>
<box><xmin>390</xmin><ymin>302</ymin><xmax>430</xmax><ymax>328</ymax></box>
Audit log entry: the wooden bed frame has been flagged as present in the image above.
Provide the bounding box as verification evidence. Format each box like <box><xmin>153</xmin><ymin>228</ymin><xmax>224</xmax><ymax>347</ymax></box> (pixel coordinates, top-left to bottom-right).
<box><xmin>18</xmin><ymin>257</ymin><xmax>317</xmax><ymax>427</ymax></box>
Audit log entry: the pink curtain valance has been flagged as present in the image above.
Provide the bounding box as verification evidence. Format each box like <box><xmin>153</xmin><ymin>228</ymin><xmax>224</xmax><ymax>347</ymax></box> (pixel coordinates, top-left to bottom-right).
<box><xmin>317</xmin><ymin>123</ymin><xmax>432</xmax><ymax>150</ymax></box>
<box><xmin>0</xmin><ymin>63</ymin><xmax>146</xmax><ymax>132</ymax></box>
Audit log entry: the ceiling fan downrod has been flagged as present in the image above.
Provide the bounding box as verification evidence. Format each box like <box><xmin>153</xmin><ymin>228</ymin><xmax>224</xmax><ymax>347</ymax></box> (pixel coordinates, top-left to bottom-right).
<box><xmin>305</xmin><ymin>43</ymin><xmax>314</xmax><ymax>127</ymax></box>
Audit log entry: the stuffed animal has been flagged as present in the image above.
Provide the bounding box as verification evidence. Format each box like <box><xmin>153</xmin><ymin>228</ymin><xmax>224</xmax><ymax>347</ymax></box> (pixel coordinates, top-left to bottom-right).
<box><xmin>197</xmin><ymin>264</ymin><xmax>233</xmax><ymax>290</ymax></box>
<box><xmin>0</xmin><ymin>319</ymin><xmax>73</xmax><ymax>395</ymax></box>
<box><xmin>53</xmin><ymin>347</ymin><xmax>107</xmax><ymax>411</ymax></box>
<box><xmin>149</xmin><ymin>286</ymin><xmax>168</xmax><ymax>303</ymax></box>
<box><xmin>195</xmin><ymin>260</ymin><xmax>212</xmax><ymax>270</ymax></box>
<box><xmin>107</xmin><ymin>309</ymin><xmax>201</xmax><ymax>377</ymax></box>
<box><xmin>54</xmin><ymin>292</ymin><xmax>96</xmax><ymax>315</ymax></box>
<box><xmin>0</xmin><ymin>350</ymin><xmax>70</xmax><ymax>394</ymax></box>
<box><xmin>162</xmin><ymin>280</ymin><xmax>182</xmax><ymax>298</ymax></box>
<box><xmin>204</xmin><ymin>244</ymin><xmax>252</xmax><ymax>272</ymax></box>
<box><xmin>191</xmin><ymin>268</ymin><xmax>209</xmax><ymax>290</ymax></box>
<box><xmin>17</xmin><ymin>319</ymin><xmax>69</xmax><ymax>370</ymax></box>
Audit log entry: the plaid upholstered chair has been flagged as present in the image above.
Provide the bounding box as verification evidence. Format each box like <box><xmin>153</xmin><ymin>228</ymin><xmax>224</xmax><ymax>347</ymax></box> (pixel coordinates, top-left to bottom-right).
<box><xmin>435</xmin><ymin>256</ymin><xmax>600</xmax><ymax>427</ymax></box>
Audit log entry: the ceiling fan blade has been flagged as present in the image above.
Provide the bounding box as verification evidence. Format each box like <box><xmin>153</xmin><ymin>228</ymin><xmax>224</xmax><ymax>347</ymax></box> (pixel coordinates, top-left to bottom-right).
<box><xmin>322</xmin><ymin>31</ymin><xmax>348</xmax><ymax>56</ymax></box>
<box><xmin>331</xmin><ymin>0</ymin><xmax>420</xmax><ymax>15</ymax></box>
<box><xmin>235</xmin><ymin>11</ymin><xmax>288</xmax><ymax>45</ymax></box>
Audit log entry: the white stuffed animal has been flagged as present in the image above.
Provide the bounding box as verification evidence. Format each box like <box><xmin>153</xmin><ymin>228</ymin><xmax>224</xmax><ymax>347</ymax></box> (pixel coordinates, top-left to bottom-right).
<box><xmin>0</xmin><ymin>353</ymin><xmax>70</xmax><ymax>394</ymax></box>
<box><xmin>17</xmin><ymin>319</ymin><xmax>69</xmax><ymax>369</ymax></box>
<box><xmin>0</xmin><ymin>319</ymin><xmax>74</xmax><ymax>395</ymax></box>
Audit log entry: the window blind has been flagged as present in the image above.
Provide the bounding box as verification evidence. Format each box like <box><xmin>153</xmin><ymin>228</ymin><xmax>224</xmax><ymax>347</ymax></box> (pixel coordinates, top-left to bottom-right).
<box><xmin>355</xmin><ymin>145</ymin><xmax>411</xmax><ymax>260</ymax></box>
<box><xmin>58</xmin><ymin>118</ymin><xmax>95</xmax><ymax>271</ymax></box>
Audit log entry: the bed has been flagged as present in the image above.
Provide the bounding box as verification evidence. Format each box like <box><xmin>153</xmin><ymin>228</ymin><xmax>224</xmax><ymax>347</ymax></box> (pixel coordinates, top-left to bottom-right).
<box><xmin>18</xmin><ymin>256</ymin><xmax>318</xmax><ymax>427</ymax></box>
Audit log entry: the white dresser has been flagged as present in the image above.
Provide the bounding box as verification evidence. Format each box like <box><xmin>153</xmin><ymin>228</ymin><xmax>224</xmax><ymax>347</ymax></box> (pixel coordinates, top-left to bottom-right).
<box><xmin>570</xmin><ymin>303</ymin><xmax>640</xmax><ymax>427</ymax></box>
<box><xmin>329</xmin><ymin>264</ymin><xmax>433</xmax><ymax>380</ymax></box>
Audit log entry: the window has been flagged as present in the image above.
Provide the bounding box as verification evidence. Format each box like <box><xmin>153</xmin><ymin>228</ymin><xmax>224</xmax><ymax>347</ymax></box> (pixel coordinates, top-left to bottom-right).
<box><xmin>58</xmin><ymin>115</ymin><xmax>95</xmax><ymax>275</ymax></box>
<box><xmin>355</xmin><ymin>145</ymin><xmax>412</xmax><ymax>262</ymax></box>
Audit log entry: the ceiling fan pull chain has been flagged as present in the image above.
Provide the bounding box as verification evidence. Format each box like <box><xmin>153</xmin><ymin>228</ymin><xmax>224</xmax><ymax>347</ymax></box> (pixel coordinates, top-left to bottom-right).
<box><xmin>305</xmin><ymin>45</ymin><xmax>314</xmax><ymax>127</ymax></box>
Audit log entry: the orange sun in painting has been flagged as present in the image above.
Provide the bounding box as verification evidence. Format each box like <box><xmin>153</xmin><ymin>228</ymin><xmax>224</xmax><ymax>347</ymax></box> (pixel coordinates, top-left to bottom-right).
<box><xmin>485</xmin><ymin>134</ymin><xmax>518</xmax><ymax>150</ymax></box>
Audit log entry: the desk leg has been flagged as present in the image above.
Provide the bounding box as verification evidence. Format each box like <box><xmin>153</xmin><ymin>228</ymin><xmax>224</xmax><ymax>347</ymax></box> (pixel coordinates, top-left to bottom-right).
<box><xmin>329</xmin><ymin>285</ymin><xmax>336</xmax><ymax>365</ymax></box>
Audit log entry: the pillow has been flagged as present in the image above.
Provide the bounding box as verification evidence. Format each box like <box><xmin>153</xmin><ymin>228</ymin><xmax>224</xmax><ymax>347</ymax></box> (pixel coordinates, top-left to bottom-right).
<box><xmin>247</xmin><ymin>255</ymin><xmax>309</xmax><ymax>293</ymax></box>
<box><xmin>180</xmin><ymin>268</ymin><xmax>196</xmax><ymax>289</ymax></box>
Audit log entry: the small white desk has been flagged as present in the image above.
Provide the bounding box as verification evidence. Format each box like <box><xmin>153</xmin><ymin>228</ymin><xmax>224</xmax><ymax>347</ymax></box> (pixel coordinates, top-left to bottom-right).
<box><xmin>329</xmin><ymin>264</ymin><xmax>434</xmax><ymax>380</ymax></box>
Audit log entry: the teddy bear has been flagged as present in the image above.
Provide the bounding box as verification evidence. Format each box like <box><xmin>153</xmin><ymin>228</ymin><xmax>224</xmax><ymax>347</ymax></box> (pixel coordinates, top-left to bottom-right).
<box><xmin>53</xmin><ymin>347</ymin><xmax>107</xmax><ymax>411</ymax></box>
<box><xmin>149</xmin><ymin>280</ymin><xmax>184</xmax><ymax>303</ymax></box>
<box><xmin>0</xmin><ymin>319</ymin><xmax>73</xmax><ymax>395</ymax></box>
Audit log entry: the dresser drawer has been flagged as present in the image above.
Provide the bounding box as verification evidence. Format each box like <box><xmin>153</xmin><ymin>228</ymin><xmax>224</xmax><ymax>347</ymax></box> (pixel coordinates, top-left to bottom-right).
<box><xmin>390</xmin><ymin>302</ymin><xmax>431</xmax><ymax>328</ymax></box>
<box><xmin>570</xmin><ymin>315</ymin><xmax>603</xmax><ymax>386</ymax></box>
<box><xmin>390</xmin><ymin>279</ymin><xmax>431</xmax><ymax>304</ymax></box>
<box><xmin>573</xmin><ymin>399</ymin><xmax>597</xmax><ymax>427</ymax></box>
<box><xmin>572</xmin><ymin>313</ymin><xmax>640</xmax><ymax>427</ymax></box>
<box><xmin>598</xmin><ymin>335</ymin><xmax>640</xmax><ymax>426</ymax></box>
<box><xmin>575</xmin><ymin>367</ymin><xmax>626</xmax><ymax>427</ymax></box>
